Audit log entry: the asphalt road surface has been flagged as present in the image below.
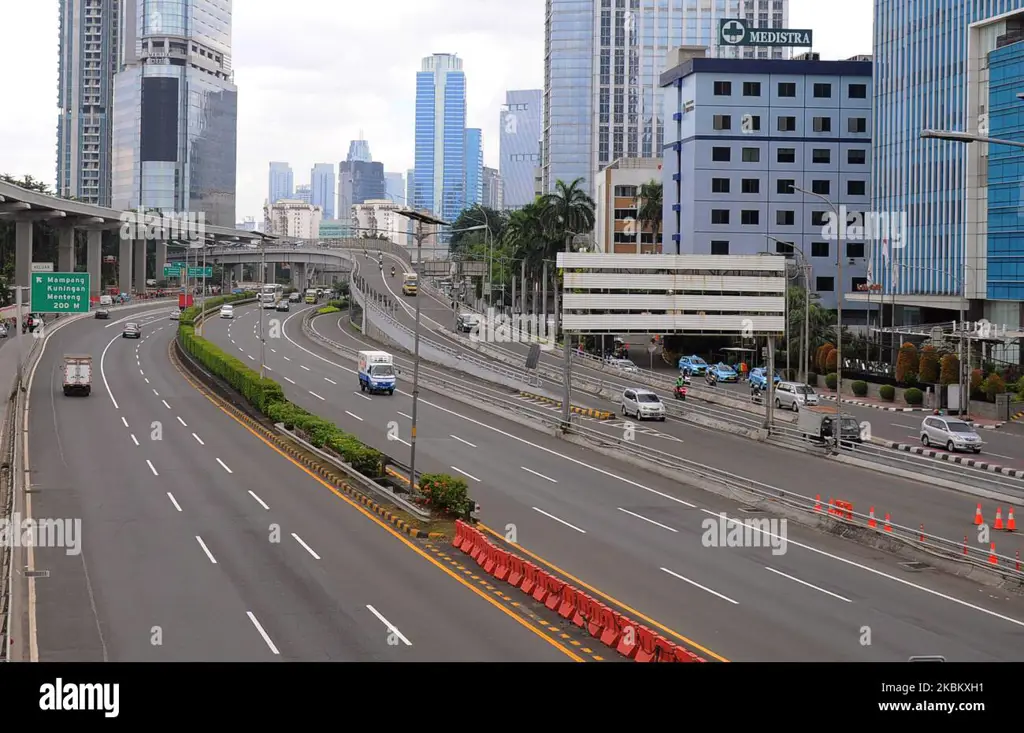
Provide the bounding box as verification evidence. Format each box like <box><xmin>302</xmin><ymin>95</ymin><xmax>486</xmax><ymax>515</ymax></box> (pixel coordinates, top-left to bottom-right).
<box><xmin>25</xmin><ymin>304</ymin><xmax>579</xmax><ymax>661</ymax></box>
<box><xmin>203</xmin><ymin>300</ymin><xmax>1024</xmax><ymax>661</ymax></box>
<box><xmin>351</xmin><ymin>254</ymin><xmax>1024</xmax><ymax>557</ymax></box>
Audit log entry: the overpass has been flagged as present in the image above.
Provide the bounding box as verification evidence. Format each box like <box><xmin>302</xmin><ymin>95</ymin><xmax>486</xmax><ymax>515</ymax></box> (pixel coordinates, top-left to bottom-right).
<box><xmin>0</xmin><ymin>179</ymin><xmax>274</xmax><ymax>298</ymax></box>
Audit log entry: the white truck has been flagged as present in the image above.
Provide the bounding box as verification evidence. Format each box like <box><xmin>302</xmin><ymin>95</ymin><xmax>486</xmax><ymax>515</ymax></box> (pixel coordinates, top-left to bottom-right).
<box><xmin>62</xmin><ymin>354</ymin><xmax>92</xmax><ymax>396</ymax></box>
<box><xmin>797</xmin><ymin>405</ymin><xmax>862</xmax><ymax>443</ymax></box>
<box><xmin>357</xmin><ymin>350</ymin><xmax>396</xmax><ymax>395</ymax></box>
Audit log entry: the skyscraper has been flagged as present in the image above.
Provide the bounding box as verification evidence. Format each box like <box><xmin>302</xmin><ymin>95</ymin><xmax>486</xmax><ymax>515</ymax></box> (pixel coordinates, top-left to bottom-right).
<box><xmin>268</xmin><ymin>162</ymin><xmax>294</xmax><ymax>205</ymax></box>
<box><xmin>57</xmin><ymin>0</ymin><xmax>120</xmax><ymax>205</ymax></box>
<box><xmin>406</xmin><ymin>168</ymin><xmax>415</xmax><ymax>209</ymax></box>
<box><xmin>311</xmin><ymin>163</ymin><xmax>335</xmax><ymax>219</ymax></box>
<box><xmin>385</xmin><ymin>172</ymin><xmax>405</xmax><ymax>204</ymax></box>
<box><xmin>338</xmin><ymin>138</ymin><xmax>386</xmax><ymax>221</ymax></box>
<box><xmin>499</xmin><ymin>89</ymin><xmax>542</xmax><ymax>209</ymax></box>
<box><xmin>542</xmin><ymin>0</ymin><xmax>789</xmax><ymax>196</ymax></box>
<box><xmin>465</xmin><ymin>128</ymin><xmax>483</xmax><ymax>207</ymax></box>
<box><xmin>347</xmin><ymin>136</ymin><xmax>372</xmax><ymax>163</ymax></box>
<box><xmin>295</xmin><ymin>184</ymin><xmax>311</xmax><ymax>205</ymax></box>
<box><xmin>414</xmin><ymin>53</ymin><xmax>466</xmax><ymax>223</ymax></box>
<box><xmin>111</xmin><ymin>0</ymin><xmax>238</xmax><ymax>225</ymax></box>
<box><xmin>482</xmin><ymin>167</ymin><xmax>503</xmax><ymax>210</ymax></box>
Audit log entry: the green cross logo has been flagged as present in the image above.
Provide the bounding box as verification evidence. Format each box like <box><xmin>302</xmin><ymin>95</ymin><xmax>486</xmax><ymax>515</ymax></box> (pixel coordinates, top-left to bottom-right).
<box><xmin>722</xmin><ymin>20</ymin><xmax>746</xmax><ymax>44</ymax></box>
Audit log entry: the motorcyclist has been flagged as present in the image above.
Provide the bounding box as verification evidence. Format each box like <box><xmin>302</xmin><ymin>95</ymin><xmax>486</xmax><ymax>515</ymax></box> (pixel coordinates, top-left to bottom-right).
<box><xmin>391</xmin><ymin>265</ymin><xmax>396</xmax><ymax>277</ymax></box>
<box><xmin>675</xmin><ymin>375</ymin><xmax>685</xmax><ymax>390</ymax></box>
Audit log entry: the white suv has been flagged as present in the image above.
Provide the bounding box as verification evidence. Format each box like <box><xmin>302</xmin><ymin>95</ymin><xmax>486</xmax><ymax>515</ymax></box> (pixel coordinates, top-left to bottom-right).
<box><xmin>774</xmin><ymin>381</ymin><xmax>818</xmax><ymax>411</ymax></box>
<box><xmin>621</xmin><ymin>388</ymin><xmax>666</xmax><ymax>421</ymax></box>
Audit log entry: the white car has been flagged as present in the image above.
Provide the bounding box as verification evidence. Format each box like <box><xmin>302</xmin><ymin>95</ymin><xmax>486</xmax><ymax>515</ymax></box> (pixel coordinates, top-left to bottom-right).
<box><xmin>620</xmin><ymin>388</ymin><xmax>665</xmax><ymax>421</ymax></box>
<box><xmin>920</xmin><ymin>415</ymin><xmax>983</xmax><ymax>453</ymax></box>
<box><xmin>608</xmin><ymin>358</ymin><xmax>639</xmax><ymax>373</ymax></box>
<box><xmin>169</xmin><ymin>310</ymin><xmax>180</xmax><ymax>321</ymax></box>
<box><xmin>774</xmin><ymin>381</ymin><xmax>818</xmax><ymax>411</ymax></box>
<box><xmin>220</xmin><ymin>305</ymin><xmax>234</xmax><ymax>319</ymax></box>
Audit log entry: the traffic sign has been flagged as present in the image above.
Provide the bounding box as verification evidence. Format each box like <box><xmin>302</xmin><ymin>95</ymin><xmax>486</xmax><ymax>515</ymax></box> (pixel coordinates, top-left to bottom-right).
<box><xmin>188</xmin><ymin>266</ymin><xmax>213</xmax><ymax>278</ymax></box>
<box><xmin>31</xmin><ymin>262</ymin><xmax>54</xmax><ymax>272</ymax></box>
<box><xmin>31</xmin><ymin>272</ymin><xmax>90</xmax><ymax>314</ymax></box>
<box><xmin>163</xmin><ymin>265</ymin><xmax>182</xmax><ymax>278</ymax></box>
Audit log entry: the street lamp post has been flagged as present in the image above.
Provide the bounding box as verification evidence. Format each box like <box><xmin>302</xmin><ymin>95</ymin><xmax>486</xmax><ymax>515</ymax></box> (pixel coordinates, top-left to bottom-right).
<box><xmin>792</xmin><ymin>186</ymin><xmax>843</xmax><ymax>421</ymax></box>
<box><xmin>765</xmin><ymin>235</ymin><xmax>811</xmax><ymax>384</ymax></box>
<box><xmin>259</xmin><ymin>238</ymin><xmax>266</xmax><ymax>379</ymax></box>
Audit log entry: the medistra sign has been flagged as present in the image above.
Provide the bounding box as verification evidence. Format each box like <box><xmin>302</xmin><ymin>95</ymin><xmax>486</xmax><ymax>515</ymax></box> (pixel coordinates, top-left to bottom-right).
<box><xmin>718</xmin><ymin>19</ymin><xmax>813</xmax><ymax>48</ymax></box>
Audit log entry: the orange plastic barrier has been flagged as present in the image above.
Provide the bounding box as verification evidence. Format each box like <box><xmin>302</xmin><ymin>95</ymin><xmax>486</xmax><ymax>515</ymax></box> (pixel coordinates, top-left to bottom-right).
<box><xmin>452</xmin><ymin>520</ymin><xmax>467</xmax><ymax>550</ymax></box>
<box><xmin>482</xmin><ymin>544</ymin><xmax>498</xmax><ymax>575</ymax></box>
<box><xmin>531</xmin><ymin>570</ymin><xmax>550</xmax><ymax>603</ymax></box>
<box><xmin>493</xmin><ymin>549</ymin><xmax>510</xmax><ymax>581</ymax></box>
<box><xmin>558</xmin><ymin>585</ymin><xmax>580</xmax><ymax>619</ymax></box>
<box><xmin>520</xmin><ymin>562</ymin><xmax>541</xmax><ymax>596</ymax></box>
<box><xmin>506</xmin><ymin>556</ymin><xmax>525</xmax><ymax>587</ymax></box>
<box><xmin>458</xmin><ymin>524</ymin><xmax>477</xmax><ymax>556</ymax></box>
<box><xmin>469</xmin><ymin>532</ymin><xmax>485</xmax><ymax>562</ymax></box>
<box><xmin>474</xmin><ymin>540</ymin><xmax>489</xmax><ymax>568</ymax></box>
<box><xmin>594</xmin><ymin>604</ymin><xmax>619</xmax><ymax>644</ymax></box>
<box><xmin>543</xmin><ymin>575</ymin><xmax>565</xmax><ymax>611</ymax></box>
<box><xmin>615</xmin><ymin>617</ymin><xmax>639</xmax><ymax>659</ymax></box>
<box><xmin>633</xmin><ymin>626</ymin><xmax>658</xmax><ymax>663</ymax></box>
<box><xmin>654</xmin><ymin>636</ymin><xmax>677</xmax><ymax>662</ymax></box>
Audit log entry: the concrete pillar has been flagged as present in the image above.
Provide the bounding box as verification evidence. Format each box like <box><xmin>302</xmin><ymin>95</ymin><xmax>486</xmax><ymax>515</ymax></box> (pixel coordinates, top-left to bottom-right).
<box><xmin>133</xmin><ymin>239</ymin><xmax>147</xmax><ymax>293</ymax></box>
<box><xmin>118</xmin><ymin>236</ymin><xmax>132</xmax><ymax>293</ymax></box>
<box><xmin>267</xmin><ymin>263</ymin><xmax>276</xmax><ymax>284</ymax></box>
<box><xmin>15</xmin><ymin>221</ymin><xmax>32</xmax><ymax>288</ymax></box>
<box><xmin>233</xmin><ymin>264</ymin><xmax>242</xmax><ymax>284</ymax></box>
<box><xmin>290</xmin><ymin>267</ymin><xmax>300</xmax><ymax>288</ymax></box>
<box><xmin>87</xmin><ymin>230</ymin><xmax>102</xmax><ymax>297</ymax></box>
<box><xmin>58</xmin><ymin>227</ymin><xmax>75</xmax><ymax>272</ymax></box>
<box><xmin>155</xmin><ymin>240</ymin><xmax>167</xmax><ymax>279</ymax></box>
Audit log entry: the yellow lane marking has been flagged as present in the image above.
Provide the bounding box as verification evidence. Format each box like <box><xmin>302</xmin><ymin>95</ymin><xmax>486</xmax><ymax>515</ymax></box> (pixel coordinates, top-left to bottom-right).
<box><xmin>478</xmin><ymin>522</ymin><xmax>730</xmax><ymax>662</ymax></box>
<box><xmin>169</xmin><ymin>343</ymin><xmax>585</xmax><ymax>662</ymax></box>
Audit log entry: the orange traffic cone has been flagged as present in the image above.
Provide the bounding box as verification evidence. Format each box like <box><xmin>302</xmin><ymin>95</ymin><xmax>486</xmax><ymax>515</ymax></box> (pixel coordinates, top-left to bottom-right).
<box><xmin>1006</xmin><ymin>507</ymin><xmax>1016</xmax><ymax>532</ymax></box>
<box><xmin>828</xmin><ymin>498</ymin><xmax>836</xmax><ymax>515</ymax></box>
<box><xmin>884</xmin><ymin>513</ymin><xmax>892</xmax><ymax>533</ymax></box>
<box><xmin>974</xmin><ymin>503</ymin><xmax>984</xmax><ymax>525</ymax></box>
<box><xmin>868</xmin><ymin>507</ymin><xmax>878</xmax><ymax>529</ymax></box>
<box><xmin>814</xmin><ymin>494</ymin><xmax>822</xmax><ymax>512</ymax></box>
<box><xmin>963</xmin><ymin>536</ymin><xmax>968</xmax><ymax>556</ymax></box>
<box><xmin>994</xmin><ymin>508</ymin><xmax>1004</xmax><ymax>531</ymax></box>
<box><xmin>989</xmin><ymin>543</ymin><xmax>998</xmax><ymax>565</ymax></box>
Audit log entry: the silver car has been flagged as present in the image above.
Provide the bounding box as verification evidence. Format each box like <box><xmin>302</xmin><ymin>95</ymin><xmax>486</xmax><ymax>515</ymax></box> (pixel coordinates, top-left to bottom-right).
<box><xmin>620</xmin><ymin>388</ymin><xmax>666</xmax><ymax>421</ymax></box>
<box><xmin>920</xmin><ymin>416</ymin><xmax>983</xmax><ymax>454</ymax></box>
<box><xmin>774</xmin><ymin>381</ymin><xmax>819</xmax><ymax>411</ymax></box>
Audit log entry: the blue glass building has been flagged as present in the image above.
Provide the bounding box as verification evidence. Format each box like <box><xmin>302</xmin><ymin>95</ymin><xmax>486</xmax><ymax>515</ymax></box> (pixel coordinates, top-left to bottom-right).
<box><xmin>311</xmin><ymin>163</ymin><xmax>335</xmax><ymax>219</ymax></box>
<box><xmin>268</xmin><ymin>162</ymin><xmax>294</xmax><ymax>205</ymax></box>
<box><xmin>464</xmin><ymin>128</ymin><xmax>483</xmax><ymax>207</ymax></box>
<box><xmin>500</xmin><ymin>89</ymin><xmax>542</xmax><ymax>209</ymax></box>
<box><xmin>414</xmin><ymin>53</ymin><xmax>466</xmax><ymax>225</ymax></box>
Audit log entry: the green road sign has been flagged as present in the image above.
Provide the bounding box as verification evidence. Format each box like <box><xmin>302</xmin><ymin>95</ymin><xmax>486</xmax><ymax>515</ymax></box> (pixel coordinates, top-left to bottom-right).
<box><xmin>31</xmin><ymin>272</ymin><xmax>90</xmax><ymax>314</ymax></box>
<box><xmin>163</xmin><ymin>265</ymin><xmax>182</xmax><ymax>278</ymax></box>
<box><xmin>718</xmin><ymin>19</ymin><xmax>812</xmax><ymax>47</ymax></box>
<box><xmin>188</xmin><ymin>266</ymin><xmax>213</xmax><ymax>278</ymax></box>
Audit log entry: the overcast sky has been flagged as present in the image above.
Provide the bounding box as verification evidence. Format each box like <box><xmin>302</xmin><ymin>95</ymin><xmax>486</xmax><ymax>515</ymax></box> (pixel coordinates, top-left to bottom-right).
<box><xmin>2</xmin><ymin>0</ymin><xmax>871</xmax><ymax>223</ymax></box>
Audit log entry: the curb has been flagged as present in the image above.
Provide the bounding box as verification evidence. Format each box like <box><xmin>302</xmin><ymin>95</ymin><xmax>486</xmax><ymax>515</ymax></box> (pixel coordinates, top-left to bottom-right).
<box><xmin>878</xmin><ymin>439</ymin><xmax>1024</xmax><ymax>478</ymax></box>
<box><xmin>169</xmin><ymin>336</ymin><xmax>445</xmax><ymax>540</ymax></box>
<box><xmin>819</xmin><ymin>395</ymin><xmax>928</xmax><ymax>412</ymax></box>
<box><xmin>518</xmin><ymin>391</ymin><xmax>613</xmax><ymax>420</ymax></box>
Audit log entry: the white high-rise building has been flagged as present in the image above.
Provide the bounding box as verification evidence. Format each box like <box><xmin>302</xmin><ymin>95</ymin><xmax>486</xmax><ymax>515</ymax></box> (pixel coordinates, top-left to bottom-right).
<box><xmin>353</xmin><ymin>199</ymin><xmax>412</xmax><ymax>247</ymax></box>
<box><xmin>264</xmin><ymin>199</ymin><xmax>323</xmax><ymax>239</ymax></box>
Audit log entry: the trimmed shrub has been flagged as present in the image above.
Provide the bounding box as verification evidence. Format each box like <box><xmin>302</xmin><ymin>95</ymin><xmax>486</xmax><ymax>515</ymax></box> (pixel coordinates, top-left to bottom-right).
<box><xmin>983</xmin><ymin>373</ymin><xmax>1006</xmax><ymax>403</ymax></box>
<box><xmin>895</xmin><ymin>342</ymin><xmax>919</xmax><ymax>384</ymax></box>
<box><xmin>918</xmin><ymin>347</ymin><xmax>940</xmax><ymax>383</ymax></box>
<box><xmin>825</xmin><ymin>349</ymin><xmax>838</xmax><ymax>373</ymax></box>
<box><xmin>317</xmin><ymin>306</ymin><xmax>341</xmax><ymax>315</ymax></box>
<box><xmin>851</xmin><ymin>380</ymin><xmax>868</xmax><ymax>397</ymax></box>
<box><xmin>939</xmin><ymin>354</ymin><xmax>959</xmax><ymax>385</ymax></box>
<box><xmin>879</xmin><ymin>384</ymin><xmax>896</xmax><ymax>401</ymax></box>
<box><xmin>825</xmin><ymin>372</ymin><xmax>837</xmax><ymax>390</ymax></box>
<box><xmin>418</xmin><ymin>473</ymin><xmax>471</xmax><ymax>518</ymax></box>
<box><xmin>970</xmin><ymin>369</ymin><xmax>985</xmax><ymax>399</ymax></box>
<box><xmin>904</xmin><ymin>387</ymin><xmax>924</xmax><ymax>406</ymax></box>
<box><xmin>327</xmin><ymin>299</ymin><xmax>348</xmax><ymax>310</ymax></box>
<box><xmin>816</xmin><ymin>343</ymin><xmax>835</xmax><ymax>373</ymax></box>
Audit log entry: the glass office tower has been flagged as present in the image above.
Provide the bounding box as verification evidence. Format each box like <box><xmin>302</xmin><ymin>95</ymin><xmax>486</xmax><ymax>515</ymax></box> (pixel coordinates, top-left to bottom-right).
<box><xmin>414</xmin><ymin>53</ymin><xmax>467</xmax><ymax>224</ymax></box>
<box><xmin>268</xmin><ymin>162</ymin><xmax>294</xmax><ymax>205</ymax></box>
<box><xmin>465</xmin><ymin>128</ymin><xmax>483</xmax><ymax>207</ymax></box>
<box><xmin>499</xmin><ymin>89</ymin><xmax>542</xmax><ymax>209</ymax></box>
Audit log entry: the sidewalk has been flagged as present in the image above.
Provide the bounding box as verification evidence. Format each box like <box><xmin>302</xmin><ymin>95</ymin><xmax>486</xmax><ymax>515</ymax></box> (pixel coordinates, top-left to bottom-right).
<box><xmin>819</xmin><ymin>393</ymin><xmax>1009</xmax><ymax>429</ymax></box>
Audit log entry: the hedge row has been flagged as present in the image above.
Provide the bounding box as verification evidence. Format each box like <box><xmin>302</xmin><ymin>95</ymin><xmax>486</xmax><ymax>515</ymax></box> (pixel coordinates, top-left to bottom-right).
<box><xmin>176</xmin><ymin>305</ymin><xmax>470</xmax><ymax>518</ymax></box>
<box><xmin>179</xmin><ymin>291</ymin><xmax>256</xmax><ymax>327</ymax></box>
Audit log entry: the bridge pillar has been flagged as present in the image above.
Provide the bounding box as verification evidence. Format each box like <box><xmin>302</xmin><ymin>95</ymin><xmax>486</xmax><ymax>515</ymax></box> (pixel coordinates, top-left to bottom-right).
<box><xmin>155</xmin><ymin>240</ymin><xmax>167</xmax><ymax>279</ymax></box>
<box><xmin>15</xmin><ymin>221</ymin><xmax>33</xmax><ymax>288</ymax></box>
<box><xmin>267</xmin><ymin>263</ymin><xmax>276</xmax><ymax>284</ymax></box>
<box><xmin>233</xmin><ymin>264</ymin><xmax>242</xmax><ymax>284</ymax></box>
<box><xmin>87</xmin><ymin>230</ymin><xmax>102</xmax><ymax>298</ymax></box>
<box><xmin>58</xmin><ymin>226</ymin><xmax>76</xmax><ymax>272</ymax></box>
<box><xmin>133</xmin><ymin>239</ymin><xmax>147</xmax><ymax>293</ymax></box>
<box><xmin>118</xmin><ymin>235</ymin><xmax>132</xmax><ymax>293</ymax></box>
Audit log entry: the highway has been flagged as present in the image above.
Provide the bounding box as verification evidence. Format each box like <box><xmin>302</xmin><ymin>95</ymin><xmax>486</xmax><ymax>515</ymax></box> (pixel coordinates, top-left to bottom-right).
<box><xmin>203</xmin><ymin>299</ymin><xmax>1024</xmax><ymax>661</ymax></box>
<box><xmin>349</xmin><ymin>253</ymin><xmax>1024</xmax><ymax>556</ymax></box>
<box><xmin>25</xmin><ymin>304</ymin><xmax>583</xmax><ymax>661</ymax></box>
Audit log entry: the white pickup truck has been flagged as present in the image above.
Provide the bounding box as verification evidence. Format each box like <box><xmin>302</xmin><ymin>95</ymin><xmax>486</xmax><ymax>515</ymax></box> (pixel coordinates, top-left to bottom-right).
<box><xmin>62</xmin><ymin>354</ymin><xmax>92</xmax><ymax>396</ymax></box>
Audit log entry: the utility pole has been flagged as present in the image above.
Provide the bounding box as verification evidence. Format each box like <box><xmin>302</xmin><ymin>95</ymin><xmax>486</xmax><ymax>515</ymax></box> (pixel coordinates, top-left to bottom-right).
<box><xmin>409</xmin><ymin>220</ymin><xmax>425</xmax><ymax>487</ymax></box>
<box><xmin>259</xmin><ymin>239</ymin><xmax>266</xmax><ymax>379</ymax></box>
<box><xmin>766</xmin><ymin>337</ymin><xmax>775</xmax><ymax>432</ymax></box>
<box><xmin>561</xmin><ymin>232</ymin><xmax>573</xmax><ymax>427</ymax></box>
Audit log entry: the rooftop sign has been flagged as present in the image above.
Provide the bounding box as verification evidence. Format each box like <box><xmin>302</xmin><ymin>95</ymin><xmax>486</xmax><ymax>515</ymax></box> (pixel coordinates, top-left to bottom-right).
<box><xmin>718</xmin><ymin>19</ymin><xmax>813</xmax><ymax>48</ymax></box>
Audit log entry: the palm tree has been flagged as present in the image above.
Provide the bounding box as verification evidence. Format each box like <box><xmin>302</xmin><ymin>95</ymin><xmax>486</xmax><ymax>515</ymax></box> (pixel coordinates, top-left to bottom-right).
<box><xmin>540</xmin><ymin>177</ymin><xmax>595</xmax><ymax>251</ymax></box>
<box><xmin>636</xmin><ymin>180</ymin><xmax>662</xmax><ymax>253</ymax></box>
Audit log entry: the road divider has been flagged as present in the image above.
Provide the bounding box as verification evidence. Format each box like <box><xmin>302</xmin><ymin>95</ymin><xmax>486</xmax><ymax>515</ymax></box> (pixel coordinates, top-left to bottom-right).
<box><xmin>518</xmin><ymin>391</ymin><xmax>613</xmax><ymax>420</ymax></box>
<box><xmin>875</xmin><ymin>439</ymin><xmax>1024</xmax><ymax>478</ymax></box>
<box><xmin>451</xmin><ymin>520</ymin><xmax>706</xmax><ymax>663</ymax></box>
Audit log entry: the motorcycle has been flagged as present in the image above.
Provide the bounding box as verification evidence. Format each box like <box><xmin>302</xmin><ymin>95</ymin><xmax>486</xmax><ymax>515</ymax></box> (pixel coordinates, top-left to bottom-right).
<box><xmin>391</xmin><ymin>267</ymin><xmax>396</xmax><ymax>278</ymax></box>
<box><xmin>673</xmin><ymin>385</ymin><xmax>688</xmax><ymax>400</ymax></box>
<box><xmin>705</xmin><ymin>371</ymin><xmax>718</xmax><ymax>387</ymax></box>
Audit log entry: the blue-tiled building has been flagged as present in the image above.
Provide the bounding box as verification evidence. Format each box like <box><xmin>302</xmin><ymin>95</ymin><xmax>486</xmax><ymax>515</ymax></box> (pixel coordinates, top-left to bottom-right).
<box><xmin>661</xmin><ymin>56</ymin><xmax>872</xmax><ymax>313</ymax></box>
<box><xmin>500</xmin><ymin>89</ymin><xmax>542</xmax><ymax>209</ymax></box>
<box><xmin>464</xmin><ymin>128</ymin><xmax>483</xmax><ymax>208</ymax></box>
<box><xmin>414</xmin><ymin>53</ymin><xmax>466</xmax><ymax>225</ymax></box>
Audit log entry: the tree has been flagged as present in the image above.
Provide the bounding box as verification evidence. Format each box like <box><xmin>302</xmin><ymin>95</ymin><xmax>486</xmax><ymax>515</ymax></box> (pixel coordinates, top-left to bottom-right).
<box><xmin>939</xmin><ymin>353</ymin><xmax>959</xmax><ymax>385</ymax></box>
<box><xmin>816</xmin><ymin>342</ymin><xmax>835</xmax><ymax>373</ymax></box>
<box><xmin>540</xmin><ymin>177</ymin><xmax>596</xmax><ymax>246</ymax></box>
<box><xmin>895</xmin><ymin>342</ymin><xmax>919</xmax><ymax>383</ymax></box>
<box><xmin>825</xmin><ymin>348</ymin><xmax>838</xmax><ymax>373</ymax></box>
<box><xmin>449</xmin><ymin>204</ymin><xmax>507</xmax><ymax>256</ymax></box>
<box><xmin>918</xmin><ymin>346</ymin><xmax>940</xmax><ymax>383</ymax></box>
<box><xmin>636</xmin><ymin>179</ymin><xmax>662</xmax><ymax>251</ymax></box>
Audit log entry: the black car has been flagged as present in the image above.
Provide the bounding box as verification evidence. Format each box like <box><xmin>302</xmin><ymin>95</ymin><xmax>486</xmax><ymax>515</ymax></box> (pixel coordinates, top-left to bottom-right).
<box><xmin>122</xmin><ymin>322</ymin><xmax>141</xmax><ymax>338</ymax></box>
<box><xmin>276</xmin><ymin>300</ymin><xmax>290</xmax><ymax>312</ymax></box>
<box><xmin>95</xmin><ymin>309</ymin><xmax>110</xmax><ymax>319</ymax></box>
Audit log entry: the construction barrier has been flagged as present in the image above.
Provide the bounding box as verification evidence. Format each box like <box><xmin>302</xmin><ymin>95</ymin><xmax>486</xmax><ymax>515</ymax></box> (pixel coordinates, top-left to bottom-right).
<box><xmin>450</xmin><ymin>520</ymin><xmax>707</xmax><ymax>663</ymax></box>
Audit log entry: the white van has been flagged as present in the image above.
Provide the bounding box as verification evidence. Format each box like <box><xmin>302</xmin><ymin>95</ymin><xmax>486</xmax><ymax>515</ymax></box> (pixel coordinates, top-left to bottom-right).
<box><xmin>99</xmin><ymin>295</ymin><xmax>113</xmax><ymax>307</ymax></box>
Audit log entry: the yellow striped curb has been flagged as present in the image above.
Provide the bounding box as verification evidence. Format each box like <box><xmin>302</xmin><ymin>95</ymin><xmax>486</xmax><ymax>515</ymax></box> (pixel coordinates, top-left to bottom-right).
<box><xmin>518</xmin><ymin>391</ymin><xmax>613</xmax><ymax>420</ymax></box>
<box><xmin>170</xmin><ymin>338</ymin><xmax>444</xmax><ymax>540</ymax></box>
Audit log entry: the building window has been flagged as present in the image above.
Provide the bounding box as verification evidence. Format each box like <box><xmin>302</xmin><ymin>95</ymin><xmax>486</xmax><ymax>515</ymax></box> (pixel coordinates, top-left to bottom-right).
<box><xmin>742</xmin><ymin>147</ymin><xmax>760</xmax><ymax>162</ymax></box>
<box><xmin>711</xmin><ymin>240</ymin><xmax>730</xmax><ymax>255</ymax></box>
<box><xmin>847</xmin><ymin>242</ymin><xmax>865</xmax><ymax>258</ymax></box>
<box><xmin>848</xmin><ymin>83</ymin><xmax>867</xmax><ymax>98</ymax></box>
<box><xmin>813</xmin><ymin>83</ymin><xmax>832</xmax><ymax>98</ymax></box>
<box><xmin>775</xmin><ymin>240</ymin><xmax>794</xmax><ymax>254</ymax></box>
<box><xmin>741</xmin><ymin>210</ymin><xmax>759</xmax><ymax>225</ymax></box>
<box><xmin>744</xmin><ymin>115</ymin><xmax>761</xmax><ymax>131</ymax></box>
<box><xmin>712</xmin><ymin>147</ymin><xmax>731</xmax><ymax>162</ymax></box>
<box><xmin>777</xmin><ymin>148</ymin><xmax>795</xmax><ymax>163</ymax></box>
<box><xmin>847</xmin><ymin>180</ymin><xmax>866</xmax><ymax>196</ymax></box>
<box><xmin>776</xmin><ymin>210</ymin><xmax>794</xmax><ymax>225</ymax></box>
<box><xmin>713</xmin><ymin>114</ymin><xmax>732</xmax><ymax>130</ymax></box>
<box><xmin>810</xmin><ymin>211</ymin><xmax>829</xmax><ymax>227</ymax></box>
<box><xmin>812</xmin><ymin>149</ymin><xmax>830</xmax><ymax>164</ymax></box>
<box><xmin>847</xmin><ymin>149</ymin><xmax>866</xmax><ymax>165</ymax></box>
<box><xmin>711</xmin><ymin>209</ymin><xmax>730</xmax><ymax>224</ymax></box>
<box><xmin>811</xmin><ymin>241</ymin><xmax>829</xmax><ymax>257</ymax></box>
<box><xmin>712</xmin><ymin>178</ymin><xmax>730</xmax><ymax>193</ymax></box>
<box><xmin>848</xmin><ymin>117</ymin><xmax>867</xmax><ymax>133</ymax></box>
<box><xmin>811</xmin><ymin>180</ymin><xmax>830</xmax><ymax>195</ymax></box>
<box><xmin>614</xmin><ymin>185</ymin><xmax>637</xmax><ymax>197</ymax></box>
<box><xmin>812</xmin><ymin>116</ymin><xmax>832</xmax><ymax>132</ymax></box>
<box><xmin>851</xmin><ymin>276</ymin><xmax>867</xmax><ymax>291</ymax></box>
<box><xmin>778</xmin><ymin>116</ymin><xmax>796</xmax><ymax>132</ymax></box>
<box><xmin>778</xmin><ymin>82</ymin><xmax>796</xmax><ymax>97</ymax></box>
<box><xmin>741</xmin><ymin>178</ymin><xmax>760</xmax><ymax>194</ymax></box>
<box><xmin>777</xmin><ymin>178</ymin><xmax>795</xmax><ymax>194</ymax></box>
<box><xmin>742</xmin><ymin>81</ymin><xmax>761</xmax><ymax>96</ymax></box>
<box><xmin>714</xmin><ymin>81</ymin><xmax>732</xmax><ymax>95</ymax></box>
<box><xmin>816</xmin><ymin>276</ymin><xmax>835</xmax><ymax>291</ymax></box>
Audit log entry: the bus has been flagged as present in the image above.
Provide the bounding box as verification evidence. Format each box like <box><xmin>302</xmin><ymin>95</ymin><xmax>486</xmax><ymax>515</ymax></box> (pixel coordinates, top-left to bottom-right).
<box><xmin>304</xmin><ymin>288</ymin><xmax>318</xmax><ymax>304</ymax></box>
<box><xmin>260</xmin><ymin>283</ymin><xmax>283</xmax><ymax>309</ymax></box>
<box><xmin>402</xmin><ymin>272</ymin><xmax>418</xmax><ymax>296</ymax></box>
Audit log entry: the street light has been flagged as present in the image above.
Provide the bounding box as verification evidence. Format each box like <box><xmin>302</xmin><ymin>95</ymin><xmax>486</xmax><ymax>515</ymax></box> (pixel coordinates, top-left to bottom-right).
<box><xmin>397</xmin><ymin>208</ymin><xmax>449</xmax><ymax>490</ymax></box>
<box><xmin>920</xmin><ymin>129</ymin><xmax>1024</xmax><ymax>150</ymax></box>
<box><xmin>259</xmin><ymin>238</ymin><xmax>266</xmax><ymax>379</ymax></box>
<box><xmin>765</xmin><ymin>235</ymin><xmax>811</xmax><ymax>385</ymax></box>
<box><xmin>791</xmin><ymin>184</ymin><xmax>844</xmax><ymax>422</ymax></box>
